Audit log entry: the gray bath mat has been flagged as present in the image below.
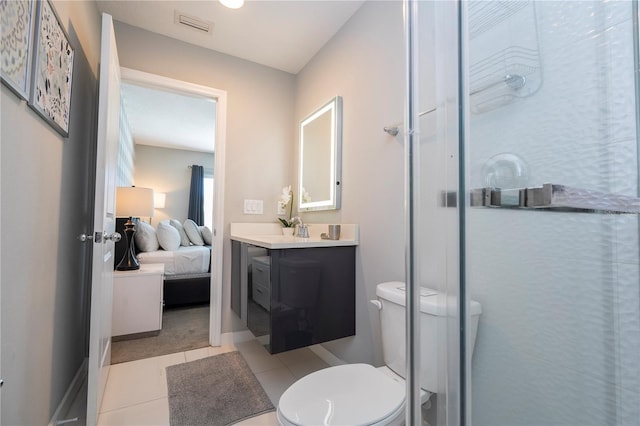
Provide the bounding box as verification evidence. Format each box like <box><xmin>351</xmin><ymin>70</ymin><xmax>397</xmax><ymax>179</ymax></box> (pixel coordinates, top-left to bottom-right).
<box><xmin>166</xmin><ymin>351</ymin><xmax>274</xmax><ymax>425</ymax></box>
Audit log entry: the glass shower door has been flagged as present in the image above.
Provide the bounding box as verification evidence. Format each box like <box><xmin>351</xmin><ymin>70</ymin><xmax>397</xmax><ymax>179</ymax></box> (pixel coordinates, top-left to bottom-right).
<box><xmin>461</xmin><ymin>1</ymin><xmax>640</xmax><ymax>425</ymax></box>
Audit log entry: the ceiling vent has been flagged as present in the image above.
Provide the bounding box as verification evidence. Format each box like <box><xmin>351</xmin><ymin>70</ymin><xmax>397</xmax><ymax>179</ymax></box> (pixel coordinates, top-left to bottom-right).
<box><xmin>174</xmin><ymin>10</ymin><xmax>213</xmax><ymax>34</ymax></box>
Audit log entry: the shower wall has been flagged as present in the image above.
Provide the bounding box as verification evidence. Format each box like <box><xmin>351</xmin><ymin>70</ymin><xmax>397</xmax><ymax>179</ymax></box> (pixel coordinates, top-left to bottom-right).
<box><xmin>462</xmin><ymin>2</ymin><xmax>640</xmax><ymax>425</ymax></box>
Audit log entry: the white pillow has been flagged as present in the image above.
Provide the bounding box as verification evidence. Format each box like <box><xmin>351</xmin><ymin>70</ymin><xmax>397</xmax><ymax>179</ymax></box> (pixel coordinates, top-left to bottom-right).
<box><xmin>134</xmin><ymin>220</ymin><xmax>159</xmax><ymax>252</ymax></box>
<box><xmin>170</xmin><ymin>219</ymin><xmax>191</xmax><ymax>246</ymax></box>
<box><xmin>184</xmin><ymin>219</ymin><xmax>204</xmax><ymax>246</ymax></box>
<box><xmin>156</xmin><ymin>221</ymin><xmax>181</xmax><ymax>251</ymax></box>
<box><xmin>199</xmin><ymin>226</ymin><xmax>212</xmax><ymax>245</ymax></box>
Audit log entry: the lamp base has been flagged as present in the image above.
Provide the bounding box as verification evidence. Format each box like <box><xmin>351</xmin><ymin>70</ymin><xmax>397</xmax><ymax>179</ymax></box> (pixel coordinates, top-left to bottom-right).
<box><xmin>116</xmin><ymin>218</ymin><xmax>140</xmax><ymax>271</ymax></box>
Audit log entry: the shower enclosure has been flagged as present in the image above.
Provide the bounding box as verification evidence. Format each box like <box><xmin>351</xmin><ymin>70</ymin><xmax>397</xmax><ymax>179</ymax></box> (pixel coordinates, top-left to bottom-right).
<box><xmin>408</xmin><ymin>1</ymin><xmax>640</xmax><ymax>424</ymax></box>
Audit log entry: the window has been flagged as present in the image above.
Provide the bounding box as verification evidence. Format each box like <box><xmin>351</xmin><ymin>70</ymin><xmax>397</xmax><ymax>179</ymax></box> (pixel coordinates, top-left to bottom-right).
<box><xmin>204</xmin><ymin>177</ymin><xmax>214</xmax><ymax>230</ymax></box>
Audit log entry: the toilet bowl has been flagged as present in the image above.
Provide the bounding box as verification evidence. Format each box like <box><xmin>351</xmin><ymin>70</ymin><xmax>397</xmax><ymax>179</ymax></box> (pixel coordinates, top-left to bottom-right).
<box><xmin>276</xmin><ymin>282</ymin><xmax>482</xmax><ymax>426</ymax></box>
<box><xmin>277</xmin><ymin>364</ymin><xmax>406</xmax><ymax>426</ymax></box>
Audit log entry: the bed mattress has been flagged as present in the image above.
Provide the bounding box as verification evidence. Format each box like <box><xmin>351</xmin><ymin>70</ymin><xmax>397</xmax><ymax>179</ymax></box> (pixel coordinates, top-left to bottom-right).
<box><xmin>137</xmin><ymin>246</ymin><xmax>210</xmax><ymax>275</ymax></box>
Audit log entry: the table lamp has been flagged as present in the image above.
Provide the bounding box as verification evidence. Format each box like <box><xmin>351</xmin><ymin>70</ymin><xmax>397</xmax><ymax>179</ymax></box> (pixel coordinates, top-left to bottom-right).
<box><xmin>116</xmin><ymin>186</ymin><xmax>154</xmax><ymax>271</ymax></box>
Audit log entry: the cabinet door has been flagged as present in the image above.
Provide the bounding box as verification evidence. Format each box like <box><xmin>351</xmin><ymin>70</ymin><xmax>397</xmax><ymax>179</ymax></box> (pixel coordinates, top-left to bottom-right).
<box><xmin>269</xmin><ymin>247</ymin><xmax>355</xmax><ymax>354</ymax></box>
<box><xmin>112</xmin><ymin>274</ymin><xmax>163</xmax><ymax>336</ymax></box>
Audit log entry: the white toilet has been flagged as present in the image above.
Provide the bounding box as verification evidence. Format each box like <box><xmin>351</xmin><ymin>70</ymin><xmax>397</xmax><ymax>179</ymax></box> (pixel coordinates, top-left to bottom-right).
<box><xmin>277</xmin><ymin>281</ymin><xmax>482</xmax><ymax>426</ymax></box>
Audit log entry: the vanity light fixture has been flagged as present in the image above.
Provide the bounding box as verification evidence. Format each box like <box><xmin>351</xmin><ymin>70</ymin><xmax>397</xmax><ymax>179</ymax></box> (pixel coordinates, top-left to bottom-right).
<box><xmin>219</xmin><ymin>0</ymin><xmax>244</xmax><ymax>9</ymax></box>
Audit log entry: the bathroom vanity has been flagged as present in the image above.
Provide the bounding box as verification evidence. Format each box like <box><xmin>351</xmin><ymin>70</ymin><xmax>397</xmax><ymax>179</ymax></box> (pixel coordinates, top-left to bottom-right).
<box><xmin>230</xmin><ymin>223</ymin><xmax>358</xmax><ymax>354</ymax></box>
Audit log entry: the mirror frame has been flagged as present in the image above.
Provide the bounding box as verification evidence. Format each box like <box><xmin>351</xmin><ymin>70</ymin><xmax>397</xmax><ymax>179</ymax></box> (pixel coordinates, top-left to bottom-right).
<box><xmin>298</xmin><ymin>96</ymin><xmax>342</xmax><ymax>212</ymax></box>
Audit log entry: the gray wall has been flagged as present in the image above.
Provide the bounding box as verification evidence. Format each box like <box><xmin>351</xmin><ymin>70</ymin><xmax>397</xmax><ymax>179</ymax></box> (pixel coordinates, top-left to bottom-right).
<box><xmin>294</xmin><ymin>1</ymin><xmax>405</xmax><ymax>365</ymax></box>
<box><xmin>134</xmin><ymin>144</ymin><xmax>214</xmax><ymax>224</ymax></box>
<box><xmin>0</xmin><ymin>5</ymin><xmax>409</xmax><ymax>423</ymax></box>
<box><xmin>111</xmin><ymin>21</ymin><xmax>297</xmax><ymax>333</ymax></box>
<box><xmin>114</xmin><ymin>2</ymin><xmax>406</xmax><ymax>364</ymax></box>
<box><xmin>0</xmin><ymin>1</ymin><xmax>101</xmax><ymax>424</ymax></box>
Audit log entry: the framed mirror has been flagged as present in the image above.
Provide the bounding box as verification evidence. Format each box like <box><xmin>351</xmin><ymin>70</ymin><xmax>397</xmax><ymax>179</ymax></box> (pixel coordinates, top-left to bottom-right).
<box><xmin>298</xmin><ymin>96</ymin><xmax>342</xmax><ymax>212</ymax></box>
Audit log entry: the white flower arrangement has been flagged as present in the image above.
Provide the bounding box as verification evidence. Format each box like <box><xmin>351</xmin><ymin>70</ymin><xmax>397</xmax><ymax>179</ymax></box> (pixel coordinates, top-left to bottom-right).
<box><xmin>277</xmin><ymin>185</ymin><xmax>299</xmax><ymax>228</ymax></box>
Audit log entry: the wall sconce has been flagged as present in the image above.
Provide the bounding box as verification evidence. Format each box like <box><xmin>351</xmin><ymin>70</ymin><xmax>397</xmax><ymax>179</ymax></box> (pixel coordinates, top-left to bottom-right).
<box><xmin>154</xmin><ymin>192</ymin><xmax>166</xmax><ymax>209</ymax></box>
<box><xmin>115</xmin><ymin>186</ymin><xmax>154</xmax><ymax>270</ymax></box>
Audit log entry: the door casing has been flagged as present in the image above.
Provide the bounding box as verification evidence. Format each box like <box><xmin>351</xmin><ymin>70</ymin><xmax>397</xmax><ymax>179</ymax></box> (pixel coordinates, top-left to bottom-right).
<box><xmin>119</xmin><ymin>67</ymin><xmax>227</xmax><ymax>346</ymax></box>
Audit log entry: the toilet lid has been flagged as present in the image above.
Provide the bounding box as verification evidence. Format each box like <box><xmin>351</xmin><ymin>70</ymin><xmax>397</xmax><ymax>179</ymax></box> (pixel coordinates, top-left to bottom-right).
<box><xmin>278</xmin><ymin>364</ymin><xmax>405</xmax><ymax>426</ymax></box>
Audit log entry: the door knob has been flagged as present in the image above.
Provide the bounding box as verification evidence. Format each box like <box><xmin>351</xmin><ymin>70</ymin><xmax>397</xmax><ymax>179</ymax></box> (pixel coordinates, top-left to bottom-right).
<box><xmin>77</xmin><ymin>233</ymin><xmax>95</xmax><ymax>242</ymax></box>
<box><xmin>103</xmin><ymin>232</ymin><xmax>122</xmax><ymax>242</ymax></box>
<box><xmin>78</xmin><ymin>232</ymin><xmax>121</xmax><ymax>243</ymax></box>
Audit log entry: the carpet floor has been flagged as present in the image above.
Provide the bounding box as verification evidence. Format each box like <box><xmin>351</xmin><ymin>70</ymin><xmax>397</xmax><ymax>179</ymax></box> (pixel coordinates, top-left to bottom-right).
<box><xmin>166</xmin><ymin>351</ymin><xmax>274</xmax><ymax>426</ymax></box>
<box><xmin>111</xmin><ymin>304</ymin><xmax>210</xmax><ymax>364</ymax></box>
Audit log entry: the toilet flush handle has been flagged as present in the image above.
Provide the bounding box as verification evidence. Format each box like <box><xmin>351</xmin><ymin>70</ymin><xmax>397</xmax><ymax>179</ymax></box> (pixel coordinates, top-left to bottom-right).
<box><xmin>370</xmin><ymin>300</ymin><xmax>383</xmax><ymax>310</ymax></box>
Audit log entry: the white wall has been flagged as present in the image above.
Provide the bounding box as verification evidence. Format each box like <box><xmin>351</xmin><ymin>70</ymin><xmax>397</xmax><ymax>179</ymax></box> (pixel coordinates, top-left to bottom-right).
<box><xmin>0</xmin><ymin>1</ymin><xmax>101</xmax><ymax>423</ymax></box>
<box><xmin>134</xmin><ymin>144</ymin><xmax>214</xmax><ymax>224</ymax></box>
<box><xmin>460</xmin><ymin>2</ymin><xmax>640</xmax><ymax>425</ymax></box>
<box><xmin>294</xmin><ymin>1</ymin><xmax>405</xmax><ymax>365</ymax></box>
<box><xmin>111</xmin><ymin>22</ymin><xmax>296</xmax><ymax>333</ymax></box>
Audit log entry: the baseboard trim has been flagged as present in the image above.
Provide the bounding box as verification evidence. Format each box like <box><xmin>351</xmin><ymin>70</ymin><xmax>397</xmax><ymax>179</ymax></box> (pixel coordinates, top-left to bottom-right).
<box><xmin>220</xmin><ymin>331</ymin><xmax>346</xmax><ymax>367</ymax></box>
<box><xmin>220</xmin><ymin>330</ymin><xmax>255</xmax><ymax>346</ymax></box>
<box><xmin>48</xmin><ymin>358</ymin><xmax>88</xmax><ymax>426</ymax></box>
<box><xmin>309</xmin><ymin>344</ymin><xmax>346</xmax><ymax>366</ymax></box>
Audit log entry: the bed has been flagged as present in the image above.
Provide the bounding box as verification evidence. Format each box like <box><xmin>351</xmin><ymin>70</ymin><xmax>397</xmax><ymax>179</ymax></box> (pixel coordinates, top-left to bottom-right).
<box><xmin>116</xmin><ymin>218</ymin><xmax>213</xmax><ymax>308</ymax></box>
<box><xmin>138</xmin><ymin>246</ymin><xmax>212</xmax><ymax>308</ymax></box>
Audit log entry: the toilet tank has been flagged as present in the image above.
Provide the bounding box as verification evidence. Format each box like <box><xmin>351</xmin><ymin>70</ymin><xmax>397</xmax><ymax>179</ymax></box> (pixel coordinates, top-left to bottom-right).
<box><xmin>375</xmin><ymin>281</ymin><xmax>482</xmax><ymax>393</ymax></box>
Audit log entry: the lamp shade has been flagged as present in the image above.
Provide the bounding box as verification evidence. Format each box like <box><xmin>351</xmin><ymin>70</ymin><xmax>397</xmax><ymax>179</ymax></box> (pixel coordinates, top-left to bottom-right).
<box><xmin>116</xmin><ymin>187</ymin><xmax>154</xmax><ymax>218</ymax></box>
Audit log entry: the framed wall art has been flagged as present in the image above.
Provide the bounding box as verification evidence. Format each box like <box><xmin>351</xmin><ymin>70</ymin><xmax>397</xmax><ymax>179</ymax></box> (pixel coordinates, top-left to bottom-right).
<box><xmin>1</xmin><ymin>0</ymin><xmax>37</xmax><ymax>100</ymax></box>
<box><xmin>29</xmin><ymin>0</ymin><xmax>75</xmax><ymax>137</ymax></box>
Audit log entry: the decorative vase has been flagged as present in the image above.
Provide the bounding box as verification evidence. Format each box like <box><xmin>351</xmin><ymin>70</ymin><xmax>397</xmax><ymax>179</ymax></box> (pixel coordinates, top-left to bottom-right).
<box><xmin>282</xmin><ymin>227</ymin><xmax>294</xmax><ymax>236</ymax></box>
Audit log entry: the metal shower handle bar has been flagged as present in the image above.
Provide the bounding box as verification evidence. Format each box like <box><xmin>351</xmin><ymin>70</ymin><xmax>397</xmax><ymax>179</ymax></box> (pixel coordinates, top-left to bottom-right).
<box><xmin>468</xmin><ymin>183</ymin><xmax>640</xmax><ymax>214</ymax></box>
<box><xmin>469</xmin><ymin>74</ymin><xmax>526</xmax><ymax>96</ymax></box>
<box><xmin>383</xmin><ymin>106</ymin><xmax>436</xmax><ymax>136</ymax></box>
<box><xmin>384</xmin><ymin>74</ymin><xmax>526</xmax><ymax>136</ymax></box>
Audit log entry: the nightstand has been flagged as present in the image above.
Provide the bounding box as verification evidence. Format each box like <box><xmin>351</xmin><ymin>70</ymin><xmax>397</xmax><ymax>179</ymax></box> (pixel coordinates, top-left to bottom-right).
<box><xmin>112</xmin><ymin>263</ymin><xmax>165</xmax><ymax>337</ymax></box>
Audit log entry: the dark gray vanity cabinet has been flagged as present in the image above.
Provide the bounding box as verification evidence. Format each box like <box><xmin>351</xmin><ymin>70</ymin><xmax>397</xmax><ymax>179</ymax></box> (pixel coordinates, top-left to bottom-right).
<box><xmin>231</xmin><ymin>240</ymin><xmax>356</xmax><ymax>354</ymax></box>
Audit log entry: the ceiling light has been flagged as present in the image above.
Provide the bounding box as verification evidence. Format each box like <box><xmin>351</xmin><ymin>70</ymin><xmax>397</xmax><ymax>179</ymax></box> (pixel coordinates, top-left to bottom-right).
<box><xmin>219</xmin><ymin>0</ymin><xmax>244</xmax><ymax>9</ymax></box>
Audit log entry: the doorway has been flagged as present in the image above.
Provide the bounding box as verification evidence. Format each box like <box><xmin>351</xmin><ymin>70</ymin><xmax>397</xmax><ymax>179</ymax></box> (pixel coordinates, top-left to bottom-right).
<box><xmin>118</xmin><ymin>67</ymin><xmax>226</xmax><ymax>350</ymax></box>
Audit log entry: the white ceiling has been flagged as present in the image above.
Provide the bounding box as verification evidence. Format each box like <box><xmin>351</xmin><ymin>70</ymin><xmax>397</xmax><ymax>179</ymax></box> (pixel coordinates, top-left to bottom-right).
<box><xmin>96</xmin><ymin>0</ymin><xmax>364</xmax><ymax>153</ymax></box>
<box><xmin>121</xmin><ymin>83</ymin><xmax>217</xmax><ymax>153</ymax></box>
<box><xmin>95</xmin><ymin>0</ymin><xmax>365</xmax><ymax>74</ymax></box>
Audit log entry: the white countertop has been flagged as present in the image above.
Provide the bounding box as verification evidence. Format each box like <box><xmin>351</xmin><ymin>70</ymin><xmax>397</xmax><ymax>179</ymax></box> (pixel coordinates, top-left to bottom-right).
<box><xmin>230</xmin><ymin>223</ymin><xmax>359</xmax><ymax>249</ymax></box>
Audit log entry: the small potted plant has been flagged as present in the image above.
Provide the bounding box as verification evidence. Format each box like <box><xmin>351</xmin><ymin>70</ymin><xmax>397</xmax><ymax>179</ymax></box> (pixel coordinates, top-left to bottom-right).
<box><xmin>278</xmin><ymin>185</ymin><xmax>299</xmax><ymax>236</ymax></box>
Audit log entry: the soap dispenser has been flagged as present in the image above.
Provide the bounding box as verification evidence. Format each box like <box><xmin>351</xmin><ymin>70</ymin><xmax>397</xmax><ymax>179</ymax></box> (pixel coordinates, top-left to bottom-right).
<box><xmin>297</xmin><ymin>223</ymin><xmax>309</xmax><ymax>238</ymax></box>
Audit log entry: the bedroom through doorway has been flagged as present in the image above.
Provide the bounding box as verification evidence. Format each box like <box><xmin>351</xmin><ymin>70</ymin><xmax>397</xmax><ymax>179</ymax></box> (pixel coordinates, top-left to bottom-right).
<box><xmin>110</xmin><ymin>68</ymin><xmax>226</xmax><ymax>363</ymax></box>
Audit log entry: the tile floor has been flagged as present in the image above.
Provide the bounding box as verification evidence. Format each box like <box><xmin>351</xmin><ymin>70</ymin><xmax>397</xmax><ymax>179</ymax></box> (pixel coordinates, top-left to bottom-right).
<box><xmin>96</xmin><ymin>339</ymin><xmax>330</xmax><ymax>425</ymax></box>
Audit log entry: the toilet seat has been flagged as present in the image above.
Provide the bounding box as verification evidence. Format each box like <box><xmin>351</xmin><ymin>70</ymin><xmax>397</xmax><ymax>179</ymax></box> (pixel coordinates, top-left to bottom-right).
<box><xmin>277</xmin><ymin>364</ymin><xmax>405</xmax><ymax>426</ymax></box>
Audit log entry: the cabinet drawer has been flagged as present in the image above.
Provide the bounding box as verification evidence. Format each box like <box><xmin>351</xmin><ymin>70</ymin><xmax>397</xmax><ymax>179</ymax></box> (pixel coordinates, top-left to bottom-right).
<box><xmin>252</xmin><ymin>282</ymin><xmax>270</xmax><ymax>311</ymax></box>
<box><xmin>253</xmin><ymin>265</ymin><xmax>270</xmax><ymax>287</ymax></box>
<box><xmin>251</xmin><ymin>256</ymin><xmax>271</xmax><ymax>288</ymax></box>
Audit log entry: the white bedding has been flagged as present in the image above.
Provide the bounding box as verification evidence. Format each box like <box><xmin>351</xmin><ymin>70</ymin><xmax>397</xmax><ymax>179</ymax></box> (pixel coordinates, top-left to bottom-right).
<box><xmin>137</xmin><ymin>246</ymin><xmax>210</xmax><ymax>275</ymax></box>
